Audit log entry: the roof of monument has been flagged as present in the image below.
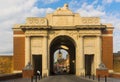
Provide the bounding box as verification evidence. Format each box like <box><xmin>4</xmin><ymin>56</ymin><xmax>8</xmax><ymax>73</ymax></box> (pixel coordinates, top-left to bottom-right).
<box><xmin>13</xmin><ymin>4</ymin><xmax>114</xmax><ymax>30</ymax></box>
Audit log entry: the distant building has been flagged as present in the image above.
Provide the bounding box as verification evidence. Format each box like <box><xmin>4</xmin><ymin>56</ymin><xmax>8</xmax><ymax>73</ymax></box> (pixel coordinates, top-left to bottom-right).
<box><xmin>113</xmin><ymin>51</ymin><xmax>120</xmax><ymax>72</ymax></box>
<box><xmin>113</xmin><ymin>51</ymin><xmax>120</xmax><ymax>60</ymax></box>
<box><xmin>0</xmin><ymin>55</ymin><xmax>13</xmax><ymax>74</ymax></box>
<box><xmin>13</xmin><ymin>4</ymin><xmax>114</xmax><ymax>76</ymax></box>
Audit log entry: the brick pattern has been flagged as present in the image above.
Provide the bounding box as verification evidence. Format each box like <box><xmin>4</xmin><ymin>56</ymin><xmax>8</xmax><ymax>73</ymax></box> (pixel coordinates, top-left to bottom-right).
<box><xmin>14</xmin><ymin>37</ymin><xmax>25</xmax><ymax>70</ymax></box>
<box><xmin>102</xmin><ymin>36</ymin><xmax>113</xmax><ymax>69</ymax></box>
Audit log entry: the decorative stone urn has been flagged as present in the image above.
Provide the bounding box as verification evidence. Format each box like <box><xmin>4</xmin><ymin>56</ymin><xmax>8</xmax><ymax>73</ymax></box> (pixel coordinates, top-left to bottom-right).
<box><xmin>96</xmin><ymin>62</ymin><xmax>109</xmax><ymax>77</ymax></box>
<box><xmin>22</xmin><ymin>62</ymin><xmax>34</xmax><ymax>78</ymax></box>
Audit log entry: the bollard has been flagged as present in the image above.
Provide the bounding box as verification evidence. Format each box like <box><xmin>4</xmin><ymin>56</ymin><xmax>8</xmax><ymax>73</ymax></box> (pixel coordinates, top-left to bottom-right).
<box><xmin>105</xmin><ymin>76</ymin><xmax>107</xmax><ymax>82</ymax></box>
<box><xmin>83</xmin><ymin>73</ymin><xmax>85</xmax><ymax>77</ymax></box>
<box><xmin>80</xmin><ymin>73</ymin><xmax>83</xmax><ymax>77</ymax></box>
<box><xmin>85</xmin><ymin>74</ymin><xmax>87</xmax><ymax>78</ymax></box>
<box><xmin>89</xmin><ymin>75</ymin><xmax>91</xmax><ymax>79</ymax></box>
<box><xmin>31</xmin><ymin>76</ymin><xmax>33</xmax><ymax>82</ymax></box>
<box><xmin>82</xmin><ymin>73</ymin><xmax>84</xmax><ymax>77</ymax></box>
<box><xmin>35</xmin><ymin>75</ymin><xmax>37</xmax><ymax>82</ymax></box>
<box><xmin>83</xmin><ymin>73</ymin><xmax>84</xmax><ymax>77</ymax></box>
<box><xmin>98</xmin><ymin>75</ymin><xmax>100</xmax><ymax>82</ymax></box>
<box><xmin>92</xmin><ymin>74</ymin><xmax>94</xmax><ymax>80</ymax></box>
<box><xmin>38</xmin><ymin>75</ymin><xmax>41</xmax><ymax>80</ymax></box>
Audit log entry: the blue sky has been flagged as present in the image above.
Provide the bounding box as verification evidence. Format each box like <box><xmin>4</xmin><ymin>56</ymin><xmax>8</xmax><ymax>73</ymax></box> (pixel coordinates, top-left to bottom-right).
<box><xmin>0</xmin><ymin>0</ymin><xmax>120</xmax><ymax>55</ymax></box>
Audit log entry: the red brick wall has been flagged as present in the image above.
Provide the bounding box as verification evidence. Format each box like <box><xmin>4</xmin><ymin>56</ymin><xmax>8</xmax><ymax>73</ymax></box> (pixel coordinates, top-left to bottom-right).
<box><xmin>14</xmin><ymin>31</ymin><xmax>25</xmax><ymax>34</ymax></box>
<box><xmin>13</xmin><ymin>31</ymin><xmax>25</xmax><ymax>70</ymax></box>
<box><xmin>102</xmin><ymin>35</ymin><xmax>113</xmax><ymax>69</ymax></box>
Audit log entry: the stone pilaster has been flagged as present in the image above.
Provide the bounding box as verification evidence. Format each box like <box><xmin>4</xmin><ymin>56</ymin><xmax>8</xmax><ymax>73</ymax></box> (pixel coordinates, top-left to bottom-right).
<box><xmin>76</xmin><ymin>35</ymin><xmax>84</xmax><ymax>76</ymax></box>
<box><xmin>96</xmin><ymin>36</ymin><xmax>102</xmax><ymax>68</ymax></box>
<box><xmin>42</xmin><ymin>36</ymin><xmax>48</xmax><ymax>76</ymax></box>
<box><xmin>25</xmin><ymin>36</ymin><xmax>31</xmax><ymax>66</ymax></box>
<box><xmin>79</xmin><ymin>36</ymin><xmax>85</xmax><ymax>75</ymax></box>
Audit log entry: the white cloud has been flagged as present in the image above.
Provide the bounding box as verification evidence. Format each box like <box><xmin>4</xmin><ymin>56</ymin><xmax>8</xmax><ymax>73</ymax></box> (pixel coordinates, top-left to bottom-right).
<box><xmin>69</xmin><ymin>0</ymin><xmax>105</xmax><ymax>17</ymax></box>
<box><xmin>30</xmin><ymin>7</ymin><xmax>54</xmax><ymax>16</ymax></box>
<box><xmin>75</xmin><ymin>1</ymin><xmax>105</xmax><ymax>17</ymax></box>
<box><xmin>102</xmin><ymin>0</ymin><xmax>120</xmax><ymax>4</ymax></box>
<box><xmin>115</xmin><ymin>0</ymin><xmax>120</xmax><ymax>2</ymax></box>
<box><xmin>101</xmin><ymin>13</ymin><xmax>120</xmax><ymax>29</ymax></box>
<box><xmin>0</xmin><ymin>0</ymin><xmax>54</xmax><ymax>55</ymax></box>
<box><xmin>40</xmin><ymin>0</ymin><xmax>59</xmax><ymax>4</ymax></box>
<box><xmin>113</xmin><ymin>29</ymin><xmax>120</xmax><ymax>53</ymax></box>
<box><xmin>102</xmin><ymin>0</ymin><xmax>113</xmax><ymax>3</ymax></box>
<box><xmin>0</xmin><ymin>0</ymin><xmax>120</xmax><ymax>55</ymax></box>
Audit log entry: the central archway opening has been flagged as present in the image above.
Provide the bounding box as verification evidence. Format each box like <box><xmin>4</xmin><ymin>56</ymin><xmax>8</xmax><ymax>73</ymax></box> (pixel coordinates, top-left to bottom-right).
<box><xmin>50</xmin><ymin>36</ymin><xmax>76</xmax><ymax>75</ymax></box>
<box><xmin>53</xmin><ymin>49</ymin><xmax>70</xmax><ymax>74</ymax></box>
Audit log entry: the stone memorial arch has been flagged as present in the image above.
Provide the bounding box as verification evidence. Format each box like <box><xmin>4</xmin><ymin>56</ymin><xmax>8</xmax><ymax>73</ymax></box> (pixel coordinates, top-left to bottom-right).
<box><xmin>13</xmin><ymin>4</ymin><xmax>114</xmax><ymax>76</ymax></box>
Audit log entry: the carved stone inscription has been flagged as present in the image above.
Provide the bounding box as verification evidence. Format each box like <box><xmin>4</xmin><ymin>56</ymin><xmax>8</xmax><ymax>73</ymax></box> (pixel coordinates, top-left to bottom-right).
<box><xmin>53</xmin><ymin>16</ymin><xmax>73</xmax><ymax>26</ymax></box>
<box><xmin>82</xmin><ymin>17</ymin><xmax>100</xmax><ymax>25</ymax></box>
<box><xmin>26</xmin><ymin>18</ymin><xmax>47</xmax><ymax>25</ymax></box>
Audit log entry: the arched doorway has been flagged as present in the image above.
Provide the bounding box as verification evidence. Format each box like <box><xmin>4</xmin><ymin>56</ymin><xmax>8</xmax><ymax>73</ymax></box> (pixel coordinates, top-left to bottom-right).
<box><xmin>50</xmin><ymin>36</ymin><xmax>76</xmax><ymax>75</ymax></box>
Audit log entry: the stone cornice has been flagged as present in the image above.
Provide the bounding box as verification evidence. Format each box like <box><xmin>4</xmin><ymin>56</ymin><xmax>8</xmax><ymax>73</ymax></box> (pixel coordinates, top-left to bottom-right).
<box><xmin>75</xmin><ymin>25</ymin><xmax>106</xmax><ymax>29</ymax></box>
<box><xmin>49</xmin><ymin>25</ymin><xmax>106</xmax><ymax>30</ymax></box>
<box><xmin>25</xmin><ymin>30</ymin><xmax>48</xmax><ymax>36</ymax></box>
<box><xmin>20</xmin><ymin>25</ymin><xmax>107</xmax><ymax>31</ymax></box>
<box><xmin>20</xmin><ymin>25</ymin><xmax>51</xmax><ymax>30</ymax></box>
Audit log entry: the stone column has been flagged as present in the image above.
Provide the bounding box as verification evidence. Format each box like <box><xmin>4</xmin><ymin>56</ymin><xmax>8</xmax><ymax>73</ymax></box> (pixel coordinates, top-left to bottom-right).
<box><xmin>96</xmin><ymin>36</ymin><xmax>102</xmax><ymax>68</ymax></box>
<box><xmin>25</xmin><ymin>36</ymin><xmax>31</xmax><ymax>66</ymax></box>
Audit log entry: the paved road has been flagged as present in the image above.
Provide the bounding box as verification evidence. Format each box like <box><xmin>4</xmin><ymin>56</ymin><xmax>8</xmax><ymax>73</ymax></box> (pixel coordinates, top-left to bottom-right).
<box><xmin>1</xmin><ymin>75</ymin><xmax>120</xmax><ymax>82</ymax></box>
<box><xmin>38</xmin><ymin>75</ymin><xmax>96</xmax><ymax>82</ymax></box>
<box><xmin>0</xmin><ymin>75</ymin><xmax>96</xmax><ymax>82</ymax></box>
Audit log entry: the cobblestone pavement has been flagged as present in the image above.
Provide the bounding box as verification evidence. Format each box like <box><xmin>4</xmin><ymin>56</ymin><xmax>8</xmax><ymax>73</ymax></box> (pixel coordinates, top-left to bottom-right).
<box><xmin>99</xmin><ymin>78</ymin><xmax>120</xmax><ymax>82</ymax></box>
<box><xmin>0</xmin><ymin>75</ymin><xmax>96</xmax><ymax>82</ymax></box>
<box><xmin>1</xmin><ymin>75</ymin><xmax>120</xmax><ymax>82</ymax></box>
<box><xmin>0</xmin><ymin>78</ymin><xmax>31</xmax><ymax>82</ymax></box>
<box><xmin>37</xmin><ymin>75</ymin><xmax>96</xmax><ymax>82</ymax></box>
<box><xmin>83</xmin><ymin>76</ymin><xmax>120</xmax><ymax>82</ymax></box>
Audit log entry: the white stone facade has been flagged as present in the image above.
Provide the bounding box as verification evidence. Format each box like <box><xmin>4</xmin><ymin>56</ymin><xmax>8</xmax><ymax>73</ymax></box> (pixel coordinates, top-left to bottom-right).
<box><xmin>13</xmin><ymin>4</ymin><xmax>114</xmax><ymax>76</ymax></box>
